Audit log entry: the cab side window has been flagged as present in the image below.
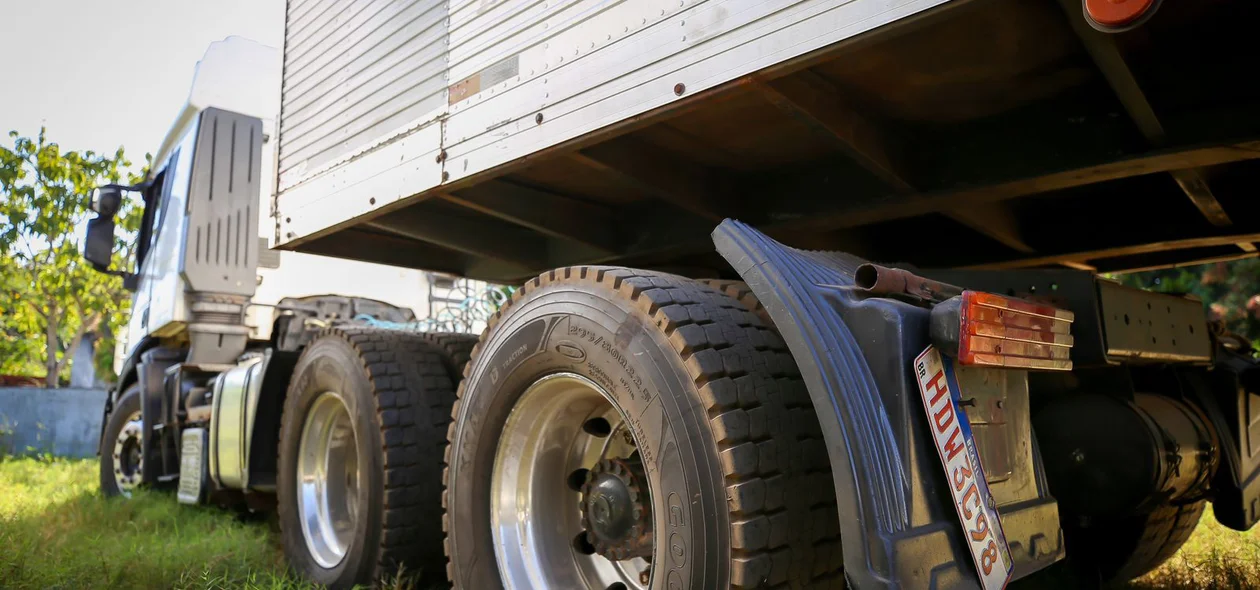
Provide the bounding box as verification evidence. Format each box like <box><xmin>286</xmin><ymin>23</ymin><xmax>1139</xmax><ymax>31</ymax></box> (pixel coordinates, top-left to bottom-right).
<box><xmin>133</xmin><ymin>149</ymin><xmax>178</xmax><ymax>273</ymax></box>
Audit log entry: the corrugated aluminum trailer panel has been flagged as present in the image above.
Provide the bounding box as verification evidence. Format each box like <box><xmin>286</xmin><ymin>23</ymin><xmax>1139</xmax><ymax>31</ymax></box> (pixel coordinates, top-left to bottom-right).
<box><xmin>278</xmin><ymin>0</ymin><xmax>448</xmax><ymax>189</ymax></box>
<box><xmin>274</xmin><ymin>0</ymin><xmax>950</xmax><ymax>244</ymax></box>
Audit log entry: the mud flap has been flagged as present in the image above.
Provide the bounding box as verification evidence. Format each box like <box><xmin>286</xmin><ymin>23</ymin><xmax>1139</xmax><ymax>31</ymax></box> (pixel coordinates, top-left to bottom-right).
<box><xmin>713</xmin><ymin>220</ymin><xmax>1062</xmax><ymax>589</ymax></box>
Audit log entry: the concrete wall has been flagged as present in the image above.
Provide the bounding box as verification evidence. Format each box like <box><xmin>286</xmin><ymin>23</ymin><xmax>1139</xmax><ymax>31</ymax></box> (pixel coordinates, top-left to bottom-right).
<box><xmin>0</xmin><ymin>387</ymin><xmax>107</xmax><ymax>458</ymax></box>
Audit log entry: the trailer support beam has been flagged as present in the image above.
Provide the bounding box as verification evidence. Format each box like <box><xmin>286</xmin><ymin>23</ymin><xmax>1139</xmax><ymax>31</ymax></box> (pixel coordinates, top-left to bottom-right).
<box><xmin>440</xmin><ymin>181</ymin><xmax>623</xmax><ymax>254</ymax></box>
<box><xmin>1057</xmin><ymin>0</ymin><xmax>1233</xmax><ymax>227</ymax></box>
<box><xmin>366</xmin><ymin>208</ymin><xmax>547</xmax><ymax>271</ymax></box>
<box><xmin>769</xmin><ymin>138</ymin><xmax>1260</xmax><ymax>237</ymax></box>
<box><xmin>970</xmin><ymin>232</ymin><xmax>1260</xmax><ymax>271</ymax></box>
<box><xmin>569</xmin><ymin>138</ymin><xmax>731</xmax><ymax>222</ymax></box>
<box><xmin>755</xmin><ymin>72</ymin><xmax>1034</xmax><ymax>253</ymax></box>
<box><xmin>299</xmin><ymin>228</ymin><xmax>471</xmax><ymax>276</ymax></box>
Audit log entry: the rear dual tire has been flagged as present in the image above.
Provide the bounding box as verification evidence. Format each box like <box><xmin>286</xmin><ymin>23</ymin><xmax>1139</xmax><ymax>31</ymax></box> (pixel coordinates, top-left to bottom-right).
<box><xmin>443</xmin><ymin>267</ymin><xmax>845</xmax><ymax>589</ymax></box>
<box><xmin>277</xmin><ymin>327</ymin><xmax>457</xmax><ymax>589</ymax></box>
<box><xmin>1058</xmin><ymin>501</ymin><xmax>1205</xmax><ymax>586</ymax></box>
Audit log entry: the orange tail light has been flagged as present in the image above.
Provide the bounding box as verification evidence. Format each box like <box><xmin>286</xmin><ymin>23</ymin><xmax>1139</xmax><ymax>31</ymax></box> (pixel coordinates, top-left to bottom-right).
<box><xmin>932</xmin><ymin>291</ymin><xmax>1075</xmax><ymax>371</ymax></box>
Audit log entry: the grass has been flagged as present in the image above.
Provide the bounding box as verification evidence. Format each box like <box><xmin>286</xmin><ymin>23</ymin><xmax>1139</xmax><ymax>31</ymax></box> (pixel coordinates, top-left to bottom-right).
<box><xmin>1130</xmin><ymin>505</ymin><xmax>1260</xmax><ymax>590</ymax></box>
<box><xmin>2</xmin><ymin>457</ymin><xmax>1258</xmax><ymax>589</ymax></box>
<box><xmin>0</xmin><ymin>457</ymin><xmax>305</xmax><ymax>589</ymax></box>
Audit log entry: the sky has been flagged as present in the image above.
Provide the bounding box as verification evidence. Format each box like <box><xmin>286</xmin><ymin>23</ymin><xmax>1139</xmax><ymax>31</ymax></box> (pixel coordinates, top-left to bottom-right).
<box><xmin>0</xmin><ymin>0</ymin><xmax>285</xmax><ymax>165</ymax></box>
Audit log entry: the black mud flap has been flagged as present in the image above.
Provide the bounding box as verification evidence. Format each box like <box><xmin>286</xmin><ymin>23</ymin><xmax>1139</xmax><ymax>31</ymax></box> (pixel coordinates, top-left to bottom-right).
<box><xmin>713</xmin><ymin>220</ymin><xmax>1063</xmax><ymax>589</ymax></box>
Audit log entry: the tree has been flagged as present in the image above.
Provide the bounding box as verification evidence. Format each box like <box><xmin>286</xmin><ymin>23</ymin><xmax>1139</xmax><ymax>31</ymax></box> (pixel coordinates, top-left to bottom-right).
<box><xmin>0</xmin><ymin>128</ymin><xmax>141</xmax><ymax>387</ymax></box>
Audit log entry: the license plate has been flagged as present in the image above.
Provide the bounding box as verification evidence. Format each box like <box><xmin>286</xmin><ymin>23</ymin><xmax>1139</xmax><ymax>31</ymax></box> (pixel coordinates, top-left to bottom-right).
<box><xmin>914</xmin><ymin>346</ymin><xmax>1013</xmax><ymax>589</ymax></box>
<box><xmin>177</xmin><ymin>427</ymin><xmax>206</xmax><ymax>505</ymax></box>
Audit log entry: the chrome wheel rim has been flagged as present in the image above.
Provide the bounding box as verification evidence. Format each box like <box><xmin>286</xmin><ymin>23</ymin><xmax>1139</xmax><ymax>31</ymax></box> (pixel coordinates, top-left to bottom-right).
<box><xmin>297</xmin><ymin>391</ymin><xmax>360</xmax><ymax>569</ymax></box>
<box><xmin>491</xmin><ymin>373</ymin><xmax>653</xmax><ymax>590</ymax></box>
<box><xmin>112</xmin><ymin>410</ymin><xmax>143</xmax><ymax>497</ymax></box>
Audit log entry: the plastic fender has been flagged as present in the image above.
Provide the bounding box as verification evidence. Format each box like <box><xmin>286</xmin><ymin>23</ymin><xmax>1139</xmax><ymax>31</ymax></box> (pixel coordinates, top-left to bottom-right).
<box><xmin>714</xmin><ymin>220</ymin><xmax>982</xmax><ymax>589</ymax></box>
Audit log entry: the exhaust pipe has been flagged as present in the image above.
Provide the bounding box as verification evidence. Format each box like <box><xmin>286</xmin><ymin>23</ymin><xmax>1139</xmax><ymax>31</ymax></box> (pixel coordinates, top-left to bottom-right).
<box><xmin>854</xmin><ymin>263</ymin><xmax>962</xmax><ymax>303</ymax></box>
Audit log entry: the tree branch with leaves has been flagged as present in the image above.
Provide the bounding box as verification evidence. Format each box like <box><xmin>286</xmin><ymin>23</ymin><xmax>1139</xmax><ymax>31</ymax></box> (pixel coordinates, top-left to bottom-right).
<box><xmin>0</xmin><ymin>128</ymin><xmax>143</xmax><ymax>387</ymax></box>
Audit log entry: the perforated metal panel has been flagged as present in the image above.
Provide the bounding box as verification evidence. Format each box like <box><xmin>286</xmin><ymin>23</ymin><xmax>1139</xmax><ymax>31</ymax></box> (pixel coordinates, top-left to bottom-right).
<box><xmin>184</xmin><ymin>108</ymin><xmax>264</xmax><ymax>296</ymax></box>
<box><xmin>1098</xmin><ymin>280</ymin><xmax>1213</xmax><ymax>363</ymax></box>
<box><xmin>278</xmin><ymin>0</ymin><xmax>449</xmax><ymax>183</ymax></box>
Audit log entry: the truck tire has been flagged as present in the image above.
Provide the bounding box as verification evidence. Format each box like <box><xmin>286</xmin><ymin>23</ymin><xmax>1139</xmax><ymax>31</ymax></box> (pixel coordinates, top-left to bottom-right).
<box><xmin>444</xmin><ymin>267</ymin><xmax>843</xmax><ymax>589</ymax></box>
<box><xmin>100</xmin><ymin>384</ymin><xmax>144</xmax><ymax>498</ymax></box>
<box><xmin>277</xmin><ymin>326</ymin><xmax>455</xmax><ymax>589</ymax></box>
<box><xmin>420</xmin><ymin>332</ymin><xmax>480</xmax><ymax>381</ymax></box>
<box><xmin>1067</xmin><ymin>501</ymin><xmax>1205</xmax><ymax>584</ymax></box>
<box><xmin>696</xmin><ymin>278</ymin><xmax>775</xmax><ymax>329</ymax></box>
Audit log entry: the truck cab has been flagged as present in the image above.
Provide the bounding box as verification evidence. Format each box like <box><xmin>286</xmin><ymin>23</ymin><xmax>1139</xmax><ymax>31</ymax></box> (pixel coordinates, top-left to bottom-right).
<box><xmin>82</xmin><ymin>38</ymin><xmax>472</xmax><ymax>588</ymax></box>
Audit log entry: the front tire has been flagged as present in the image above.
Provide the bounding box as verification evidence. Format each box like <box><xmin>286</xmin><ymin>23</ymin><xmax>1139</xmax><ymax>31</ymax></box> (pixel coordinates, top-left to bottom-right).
<box><xmin>444</xmin><ymin>267</ymin><xmax>844</xmax><ymax>589</ymax></box>
<box><xmin>277</xmin><ymin>327</ymin><xmax>455</xmax><ymax>589</ymax></box>
<box><xmin>100</xmin><ymin>384</ymin><xmax>144</xmax><ymax>498</ymax></box>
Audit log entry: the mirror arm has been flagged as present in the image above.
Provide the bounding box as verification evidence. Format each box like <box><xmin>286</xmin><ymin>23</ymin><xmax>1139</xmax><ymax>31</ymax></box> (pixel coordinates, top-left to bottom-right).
<box><xmin>91</xmin><ymin>264</ymin><xmax>131</xmax><ymax>279</ymax></box>
<box><xmin>92</xmin><ymin>265</ymin><xmax>139</xmax><ymax>291</ymax></box>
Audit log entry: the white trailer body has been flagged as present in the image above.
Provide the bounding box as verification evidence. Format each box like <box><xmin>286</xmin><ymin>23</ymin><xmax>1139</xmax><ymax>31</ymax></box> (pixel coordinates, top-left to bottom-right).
<box><xmin>273</xmin><ymin>0</ymin><xmax>949</xmax><ymax>246</ymax></box>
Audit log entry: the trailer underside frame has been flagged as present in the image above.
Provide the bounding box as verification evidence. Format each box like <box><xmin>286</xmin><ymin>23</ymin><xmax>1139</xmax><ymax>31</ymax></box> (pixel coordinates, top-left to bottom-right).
<box><xmin>280</xmin><ymin>0</ymin><xmax>1260</xmax><ymax>284</ymax></box>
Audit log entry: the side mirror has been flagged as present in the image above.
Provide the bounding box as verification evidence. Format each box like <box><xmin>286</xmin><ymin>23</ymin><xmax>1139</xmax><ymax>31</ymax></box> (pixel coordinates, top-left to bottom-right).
<box><xmin>82</xmin><ymin>185</ymin><xmax>138</xmax><ymax>290</ymax></box>
<box><xmin>89</xmin><ymin>185</ymin><xmax>123</xmax><ymax>217</ymax></box>
<box><xmin>83</xmin><ymin>211</ymin><xmax>117</xmax><ymax>270</ymax></box>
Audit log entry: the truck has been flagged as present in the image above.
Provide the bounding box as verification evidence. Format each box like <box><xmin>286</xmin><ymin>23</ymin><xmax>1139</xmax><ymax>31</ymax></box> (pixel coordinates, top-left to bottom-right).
<box><xmin>82</xmin><ymin>35</ymin><xmax>487</xmax><ymax>582</ymax></box>
<box><xmin>81</xmin><ymin>1</ymin><xmax>1260</xmax><ymax>589</ymax></box>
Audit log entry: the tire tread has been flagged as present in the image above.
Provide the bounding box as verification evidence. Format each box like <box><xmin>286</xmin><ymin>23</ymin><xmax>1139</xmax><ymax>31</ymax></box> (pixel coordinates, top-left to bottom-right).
<box><xmin>419</xmin><ymin>332</ymin><xmax>480</xmax><ymax>382</ymax></box>
<box><xmin>444</xmin><ymin>267</ymin><xmax>842</xmax><ymax>589</ymax></box>
<box><xmin>280</xmin><ymin>325</ymin><xmax>456</xmax><ymax>585</ymax></box>
<box><xmin>1112</xmin><ymin>501</ymin><xmax>1206</xmax><ymax>581</ymax></box>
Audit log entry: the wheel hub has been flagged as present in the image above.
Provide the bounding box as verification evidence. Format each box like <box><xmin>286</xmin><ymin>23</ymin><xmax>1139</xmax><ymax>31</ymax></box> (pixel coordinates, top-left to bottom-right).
<box><xmin>491</xmin><ymin>373</ymin><xmax>653</xmax><ymax>590</ymax></box>
<box><xmin>112</xmin><ymin>411</ymin><xmax>143</xmax><ymax>497</ymax></box>
<box><xmin>297</xmin><ymin>391</ymin><xmax>360</xmax><ymax>569</ymax></box>
<box><xmin>581</xmin><ymin>457</ymin><xmax>653</xmax><ymax>560</ymax></box>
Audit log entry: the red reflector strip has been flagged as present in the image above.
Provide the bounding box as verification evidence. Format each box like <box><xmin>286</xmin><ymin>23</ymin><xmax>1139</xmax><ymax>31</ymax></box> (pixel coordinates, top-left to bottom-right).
<box><xmin>958</xmin><ymin>291</ymin><xmax>1074</xmax><ymax>371</ymax></box>
<box><xmin>959</xmin><ymin>350</ymin><xmax>1073</xmax><ymax>371</ymax></box>
<box><xmin>961</xmin><ymin>334</ymin><xmax>1071</xmax><ymax>360</ymax></box>
<box><xmin>963</xmin><ymin>319</ymin><xmax>1075</xmax><ymax>347</ymax></box>
<box><xmin>967</xmin><ymin>291</ymin><xmax>1075</xmax><ymax>322</ymax></box>
<box><xmin>966</xmin><ymin>305</ymin><xmax>1071</xmax><ymax>335</ymax></box>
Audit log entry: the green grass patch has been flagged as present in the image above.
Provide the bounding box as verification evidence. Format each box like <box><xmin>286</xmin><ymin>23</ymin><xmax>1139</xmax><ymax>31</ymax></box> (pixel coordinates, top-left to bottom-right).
<box><xmin>1132</xmin><ymin>505</ymin><xmax>1260</xmax><ymax>590</ymax></box>
<box><xmin>3</xmin><ymin>457</ymin><xmax>1258</xmax><ymax>588</ymax></box>
<box><xmin>0</xmin><ymin>457</ymin><xmax>306</xmax><ymax>589</ymax></box>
